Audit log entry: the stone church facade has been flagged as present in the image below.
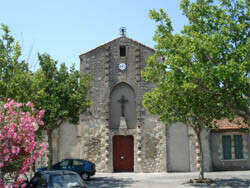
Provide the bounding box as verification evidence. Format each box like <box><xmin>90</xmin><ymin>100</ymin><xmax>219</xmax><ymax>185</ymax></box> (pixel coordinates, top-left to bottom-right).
<box><xmin>77</xmin><ymin>34</ymin><xmax>167</xmax><ymax>172</ymax></box>
<box><xmin>48</xmin><ymin>34</ymin><xmax>249</xmax><ymax>173</ymax></box>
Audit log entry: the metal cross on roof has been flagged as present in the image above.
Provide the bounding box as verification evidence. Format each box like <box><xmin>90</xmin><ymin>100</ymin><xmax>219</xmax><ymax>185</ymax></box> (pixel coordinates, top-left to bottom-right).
<box><xmin>120</xmin><ymin>27</ymin><xmax>126</xmax><ymax>37</ymax></box>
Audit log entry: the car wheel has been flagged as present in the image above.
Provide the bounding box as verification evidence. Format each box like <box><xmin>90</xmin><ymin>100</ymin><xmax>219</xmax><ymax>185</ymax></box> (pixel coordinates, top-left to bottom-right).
<box><xmin>81</xmin><ymin>173</ymin><xmax>89</xmax><ymax>181</ymax></box>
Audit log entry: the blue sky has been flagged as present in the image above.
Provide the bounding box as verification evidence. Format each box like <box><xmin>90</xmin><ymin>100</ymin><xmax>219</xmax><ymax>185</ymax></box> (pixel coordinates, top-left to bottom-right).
<box><xmin>0</xmin><ymin>0</ymin><xmax>187</xmax><ymax>70</ymax></box>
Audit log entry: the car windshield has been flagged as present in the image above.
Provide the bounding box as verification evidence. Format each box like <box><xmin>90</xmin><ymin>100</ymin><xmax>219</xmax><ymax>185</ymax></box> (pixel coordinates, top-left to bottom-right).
<box><xmin>50</xmin><ymin>174</ymin><xmax>85</xmax><ymax>188</ymax></box>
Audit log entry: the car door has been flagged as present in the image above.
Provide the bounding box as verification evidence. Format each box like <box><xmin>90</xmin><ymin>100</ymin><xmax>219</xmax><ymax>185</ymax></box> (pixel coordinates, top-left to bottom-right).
<box><xmin>53</xmin><ymin>159</ymin><xmax>70</xmax><ymax>170</ymax></box>
<box><xmin>71</xmin><ymin>159</ymin><xmax>84</xmax><ymax>174</ymax></box>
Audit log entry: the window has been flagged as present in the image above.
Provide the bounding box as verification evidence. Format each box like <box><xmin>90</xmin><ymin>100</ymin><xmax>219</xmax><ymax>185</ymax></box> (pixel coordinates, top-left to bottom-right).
<box><xmin>59</xmin><ymin>160</ymin><xmax>69</xmax><ymax>167</ymax></box>
<box><xmin>222</xmin><ymin>135</ymin><xmax>232</xmax><ymax>159</ymax></box>
<box><xmin>222</xmin><ymin>135</ymin><xmax>244</xmax><ymax>160</ymax></box>
<box><xmin>73</xmin><ymin>160</ymin><xmax>83</xmax><ymax>166</ymax></box>
<box><xmin>120</xmin><ymin>46</ymin><xmax>126</xmax><ymax>57</ymax></box>
<box><xmin>234</xmin><ymin>135</ymin><xmax>243</xmax><ymax>159</ymax></box>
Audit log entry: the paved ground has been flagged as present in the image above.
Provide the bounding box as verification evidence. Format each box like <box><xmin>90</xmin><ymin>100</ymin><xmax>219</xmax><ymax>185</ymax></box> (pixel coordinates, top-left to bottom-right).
<box><xmin>86</xmin><ymin>171</ymin><xmax>250</xmax><ymax>188</ymax></box>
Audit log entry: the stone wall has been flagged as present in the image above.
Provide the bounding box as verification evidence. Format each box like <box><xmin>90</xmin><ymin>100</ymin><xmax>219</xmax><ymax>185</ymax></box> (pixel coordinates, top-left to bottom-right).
<box><xmin>187</xmin><ymin>126</ymin><xmax>198</xmax><ymax>172</ymax></box>
<box><xmin>37</xmin><ymin>35</ymin><xmax>248</xmax><ymax>173</ymax></box>
<box><xmin>211</xmin><ymin>131</ymin><xmax>249</xmax><ymax>171</ymax></box>
<box><xmin>78</xmin><ymin>36</ymin><xmax>167</xmax><ymax>172</ymax></box>
<box><xmin>141</xmin><ymin>113</ymin><xmax>166</xmax><ymax>172</ymax></box>
<box><xmin>78</xmin><ymin>116</ymin><xmax>109</xmax><ymax>172</ymax></box>
<box><xmin>45</xmin><ymin>36</ymin><xmax>221</xmax><ymax>173</ymax></box>
<box><xmin>201</xmin><ymin>128</ymin><xmax>213</xmax><ymax>171</ymax></box>
<box><xmin>35</xmin><ymin>131</ymin><xmax>48</xmax><ymax>168</ymax></box>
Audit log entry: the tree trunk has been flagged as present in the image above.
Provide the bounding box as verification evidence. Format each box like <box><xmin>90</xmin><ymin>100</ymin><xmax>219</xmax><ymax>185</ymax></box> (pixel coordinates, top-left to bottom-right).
<box><xmin>195</xmin><ymin>130</ymin><xmax>205</xmax><ymax>179</ymax></box>
<box><xmin>47</xmin><ymin>129</ymin><xmax>53</xmax><ymax>170</ymax></box>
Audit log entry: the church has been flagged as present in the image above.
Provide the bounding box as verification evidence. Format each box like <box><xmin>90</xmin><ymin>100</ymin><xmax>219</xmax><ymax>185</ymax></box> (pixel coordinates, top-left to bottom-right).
<box><xmin>47</xmin><ymin>31</ymin><xmax>249</xmax><ymax>173</ymax></box>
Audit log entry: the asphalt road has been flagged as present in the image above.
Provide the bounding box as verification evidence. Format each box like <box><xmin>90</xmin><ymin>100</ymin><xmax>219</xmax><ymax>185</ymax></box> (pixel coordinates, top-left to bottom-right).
<box><xmin>86</xmin><ymin>171</ymin><xmax>250</xmax><ymax>188</ymax></box>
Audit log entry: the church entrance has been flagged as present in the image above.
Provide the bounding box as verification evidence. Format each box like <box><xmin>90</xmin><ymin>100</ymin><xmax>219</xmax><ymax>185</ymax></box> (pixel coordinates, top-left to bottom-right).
<box><xmin>113</xmin><ymin>135</ymin><xmax>134</xmax><ymax>172</ymax></box>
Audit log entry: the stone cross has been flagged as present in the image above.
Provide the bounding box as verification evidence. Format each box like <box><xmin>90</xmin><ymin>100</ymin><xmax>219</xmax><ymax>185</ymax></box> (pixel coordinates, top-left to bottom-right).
<box><xmin>118</xmin><ymin>95</ymin><xmax>128</xmax><ymax>117</ymax></box>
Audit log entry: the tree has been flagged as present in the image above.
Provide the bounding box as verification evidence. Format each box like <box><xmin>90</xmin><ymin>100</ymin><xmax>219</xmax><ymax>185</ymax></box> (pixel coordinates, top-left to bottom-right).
<box><xmin>0</xmin><ymin>24</ymin><xmax>33</xmax><ymax>103</ymax></box>
<box><xmin>32</xmin><ymin>53</ymin><xmax>90</xmax><ymax>170</ymax></box>
<box><xmin>142</xmin><ymin>0</ymin><xmax>249</xmax><ymax>179</ymax></box>
<box><xmin>0</xmin><ymin>99</ymin><xmax>46</xmax><ymax>187</ymax></box>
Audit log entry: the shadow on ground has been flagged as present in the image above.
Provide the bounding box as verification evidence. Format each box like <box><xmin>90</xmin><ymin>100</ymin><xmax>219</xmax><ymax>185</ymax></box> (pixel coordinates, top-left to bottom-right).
<box><xmin>187</xmin><ymin>178</ymin><xmax>250</xmax><ymax>187</ymax></box>
<box><xmin>86</xmin><ymin>176</ymin><xmax>137</xmax><ymax>188</ymax></box>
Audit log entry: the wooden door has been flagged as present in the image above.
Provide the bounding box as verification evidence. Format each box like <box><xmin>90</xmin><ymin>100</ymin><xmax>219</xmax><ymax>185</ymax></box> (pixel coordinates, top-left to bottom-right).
<box><xmin>113</xmin><ymin>135</ymin><xmax>134</xmax><ymax>172</ymax></box>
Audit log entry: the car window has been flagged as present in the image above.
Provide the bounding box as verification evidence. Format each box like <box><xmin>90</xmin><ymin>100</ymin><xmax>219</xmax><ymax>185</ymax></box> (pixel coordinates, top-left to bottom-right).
<box><xmin>50</xmin><ymin>174</ymin><xmax>85</xmax><ymax>188</ymax></box>
<box><xmin>72</xmin><ymin>160</ymin><xmax>83</xmax><ymax>166</ymax></box>
<box><xmin>59</xmin><ymin>160</ymin><xmax>69</xmax><ymax>167</ymax></box>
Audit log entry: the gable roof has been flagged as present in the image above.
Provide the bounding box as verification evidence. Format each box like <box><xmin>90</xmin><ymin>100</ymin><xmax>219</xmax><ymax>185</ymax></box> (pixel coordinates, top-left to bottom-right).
<box><xmin>79</xmin><ymin>36</ymin><xmax>155</xmax><ymax>56</ymax></box>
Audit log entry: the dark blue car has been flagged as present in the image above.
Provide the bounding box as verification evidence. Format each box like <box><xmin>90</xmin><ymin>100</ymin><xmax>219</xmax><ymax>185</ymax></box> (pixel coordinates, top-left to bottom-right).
<box><xmin>36</xmin><ymin>159</ymin><xmax>96</xmax><ymax>180</ymax></box>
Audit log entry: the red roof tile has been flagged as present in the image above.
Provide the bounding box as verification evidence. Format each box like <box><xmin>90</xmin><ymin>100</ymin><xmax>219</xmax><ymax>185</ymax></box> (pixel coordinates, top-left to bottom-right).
<box><xmin>213</xmin><ymin>118</ymin><xmax>248</xmax><ymax>130</ymax></box>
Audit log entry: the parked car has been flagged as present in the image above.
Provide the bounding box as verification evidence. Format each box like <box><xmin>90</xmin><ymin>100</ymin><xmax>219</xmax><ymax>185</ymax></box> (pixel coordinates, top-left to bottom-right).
<box><xmin>26</xmin><ymin>170</ymin><xmax>86</xmax><ymax>188</ymax></box>
<box><xmin>36</xmin><ymin>159</ymin><xmax>96</xmax><ymax>180</ymax></box>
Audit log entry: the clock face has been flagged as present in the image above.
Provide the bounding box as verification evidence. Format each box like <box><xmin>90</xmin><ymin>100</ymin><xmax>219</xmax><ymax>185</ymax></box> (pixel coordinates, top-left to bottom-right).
<box><xmin>119</xmin><ymin>63</ymin><xmax>126</xmax><ymax>71</ymax></box>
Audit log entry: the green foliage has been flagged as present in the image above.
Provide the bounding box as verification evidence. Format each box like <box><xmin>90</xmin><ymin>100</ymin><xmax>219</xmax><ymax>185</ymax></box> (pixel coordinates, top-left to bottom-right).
<box><xmin>0</xmin><ymin>24</ymin><xmax>32</xmax><ymax>102</ymax></box>
<box><xmin>143</xmin><ymin>0</ymin><xmax>249</xmax><ymax>179</ymax></box>
<box><xmin>143</xmin><ymin>0</ymin><xmax>249</xmax><ymax>128</ymax></box>
<box><xmin>31</xmin><ymin>53</ymin><xmax>90</xmax><ymax>168</ymax></box>
<box><xmin>0</xmin><ymin>24</ymin><xmax>91</xmax><ymax>171</ymax></box>
<box><xmin>33</xmin><ymin>53</ymin><xmax>90</xmax><ymax>130</ymax></box>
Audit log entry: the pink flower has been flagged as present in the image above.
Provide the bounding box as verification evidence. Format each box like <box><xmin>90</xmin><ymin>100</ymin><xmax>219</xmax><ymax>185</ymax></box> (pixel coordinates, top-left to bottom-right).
<box><xmin>25</xmin><ymin>101</ymin><xmax>34</xmax><ymax>107</ymax></box>
<box><xmin>0</xmin><ymin>178</ymin><xmax>4</xmax><ymax>188</ymax></box>
<box><xmin>4</xmin><ymin>154</ymin><xmax>9</xmax><ymax>161</ymax></box>
<box><xmin>0</xmin><ymin>99</ymin><xmax>46</xmax><ymax>186</ymax></box>
<box><xmin>3</xmin><ymin>103</ymin><xmax>10</xmax><ymax>109</ymax></box>
<box><xmin>12</xmin><ymin>132</ymin><xmax>17</xmax><ymax>140</ymax></box>
<box><xmin>38</xmin><ymin>120</ymin><xmax>44</xmax><ymax>126</ymax></box>
<box><xmin>17</xmin><ymin>177</ymin><xmax>23</xmax><ymax>184</ymax></box>
<box><xmin>11</xmin><ymin>146</ymin><xmax>20</xmax><ymax>155</ymax></box>
<box><xmin>15</xmin><ymin>103</ymin><xmax>22</xmax><ymax>107</ymax></box>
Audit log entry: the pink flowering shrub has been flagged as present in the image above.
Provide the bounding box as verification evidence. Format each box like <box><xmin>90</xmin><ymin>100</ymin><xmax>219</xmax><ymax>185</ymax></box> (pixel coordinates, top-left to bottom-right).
<box><xmin>0</xmin><ymin>99</ymin><xmax>46</xmax><ymax>187</ymax></box>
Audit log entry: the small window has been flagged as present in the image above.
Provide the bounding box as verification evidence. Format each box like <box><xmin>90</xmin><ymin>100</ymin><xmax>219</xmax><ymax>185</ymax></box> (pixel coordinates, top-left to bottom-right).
<box><xmin>120</xmin><ymin>46</ymin><xmax>126</xmax><ymax>57</ymax></box>
<box><xmin>222</xmin><ymin>135</ymin><xmax>232</xmax><ymax>159</ymax></box>
<box><xmin>234</xmin><ymin>135</ymin><xmax>243</xmax><ymax>159</ymax></box>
